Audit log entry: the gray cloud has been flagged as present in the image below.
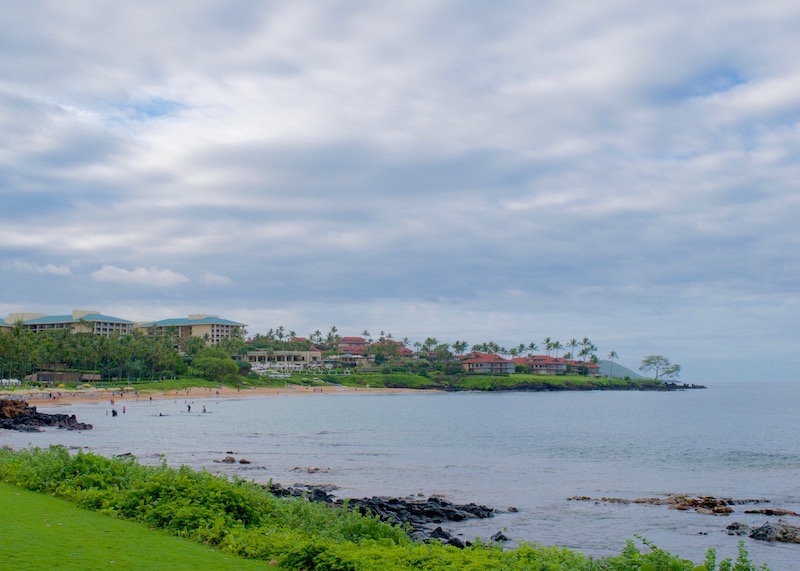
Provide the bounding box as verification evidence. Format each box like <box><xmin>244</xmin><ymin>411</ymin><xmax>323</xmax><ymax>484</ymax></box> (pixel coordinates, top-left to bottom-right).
<box><xmin>1</xmin><ymin>1</ymin><xmax>799</xmax><ymax>381</ymax></box>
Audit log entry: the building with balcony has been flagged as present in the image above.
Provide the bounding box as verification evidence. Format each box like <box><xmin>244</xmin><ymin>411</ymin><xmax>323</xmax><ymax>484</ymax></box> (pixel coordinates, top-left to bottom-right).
<box><xmin>136</xmin><ymin>314</ymin><xmax>246</xmax><ymax>346</ymax></box>
<box><xmin>1</xmin><ymin>309</ymin><xmax>133</xmax><ymax>337</ymax></box>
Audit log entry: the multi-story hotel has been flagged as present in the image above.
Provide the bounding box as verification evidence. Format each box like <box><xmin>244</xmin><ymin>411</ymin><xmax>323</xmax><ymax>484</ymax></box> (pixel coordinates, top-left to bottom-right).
<box><xmin>1</xmin><ymin>310</ymin><xmax>245</xmax><ymax>346</ymax></box>
<box><xmin>135</xmin><ymin>314</ymin><xmax>247</xmax><ymax>346</ymax></box>
<box><xmin>0</xmin><ymin>309</ymin><xmax>134</xmax><ymax>337</ymax></box>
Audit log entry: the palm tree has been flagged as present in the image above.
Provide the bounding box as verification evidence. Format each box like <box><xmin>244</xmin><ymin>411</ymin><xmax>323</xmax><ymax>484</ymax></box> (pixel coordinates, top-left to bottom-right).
<box><xmin>422</xmin><ymin>337</ymin><xmax>438</xmax><ymax>354</ymax></box>
<box><xmin>527</xmin><ymin>342</ymin><xmax>538</xmax><ymax>356</ymax></box>
<box><xmin>568</xmin><ymin>338</ymin><xmax>578</xmax><ymax>360</ymax></box>
<box><xmin>551</xmin><ymin>341</ymin><xmax>563</xmax><ymax>358</ymax></box>
<box><xmin>607</xmin><ymin>350</ymin><xmax>618</xmax><ymax>379</ymax></box>
<box><xmin>452</xmin><ymin>340</ymin><xmax>469</xmax><ymax>355</ymax></box>
<box><xmin>543</xmin><ymin>337</ymin><xmax>552</xmax><ymax>356</ymax></box>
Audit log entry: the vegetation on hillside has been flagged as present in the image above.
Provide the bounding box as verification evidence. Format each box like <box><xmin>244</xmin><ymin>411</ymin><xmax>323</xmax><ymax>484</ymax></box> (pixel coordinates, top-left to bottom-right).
<box><xmin>0</xmin><ymin>447</ymin><xmax>768</xmax><ymax>570</ymax></box>
<box><xmin>0</xmin><ymin>320</ymin><xmax>683</xmax><ymax>393</ymax></box>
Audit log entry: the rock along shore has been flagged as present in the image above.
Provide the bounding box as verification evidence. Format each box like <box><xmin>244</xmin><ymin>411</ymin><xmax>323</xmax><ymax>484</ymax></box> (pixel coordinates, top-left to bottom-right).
<box><xmin>0</xmin><ymin>399</ymin><xmax>93</xmax><ymax>432</ymax></box>
<box><xmin>267</xmin><ymin>482</ymin><xmax>503</xmax><ymax>547</ymax></box>
<box><xmin>569</xmin><ymin>494</ymin><xmax>800</xmax><ymax>544</ymax></box>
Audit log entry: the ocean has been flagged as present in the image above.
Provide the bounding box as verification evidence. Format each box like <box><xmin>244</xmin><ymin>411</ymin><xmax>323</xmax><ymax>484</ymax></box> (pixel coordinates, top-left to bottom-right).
<box><xmin>3</xmin><ymin>382</ymin><xmax>799</xmax><ymax>569</ymax></box>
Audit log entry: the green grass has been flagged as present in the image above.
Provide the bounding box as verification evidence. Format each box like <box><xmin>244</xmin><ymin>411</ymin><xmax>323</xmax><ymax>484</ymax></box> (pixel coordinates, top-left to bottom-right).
<box><xmin>0</xmin><ymin>482</ymin><xmax>272</xmax><ymax>570</ymax></box>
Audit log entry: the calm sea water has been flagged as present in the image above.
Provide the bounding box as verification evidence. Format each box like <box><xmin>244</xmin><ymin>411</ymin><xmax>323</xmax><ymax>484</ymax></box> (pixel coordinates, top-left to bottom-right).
<box><xmin>4</xmin><ymin>382</ymin><xmax>799</xmax><ymax>569</ymax></box>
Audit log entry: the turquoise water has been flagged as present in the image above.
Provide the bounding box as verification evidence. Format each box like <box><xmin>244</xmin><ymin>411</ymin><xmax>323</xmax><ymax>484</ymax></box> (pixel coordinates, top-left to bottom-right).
<box><xmin>4</xmin><ymin>382</ymin><xmax>799</xmax><ymax>569</ymax></box>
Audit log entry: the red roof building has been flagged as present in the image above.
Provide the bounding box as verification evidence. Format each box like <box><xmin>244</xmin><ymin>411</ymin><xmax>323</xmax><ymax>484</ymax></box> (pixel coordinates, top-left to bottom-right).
<box><xmin>461</xmin><ymin>352</ymin><xmax>515</xmax><ymax>374</ymax></box>
<box><xmin>514</xmin><ymin>355</ymin><xmax>568</xmax><ymax>375</ymax></box>
<box><xmin>337</xmin><ymin>336</ymin><xmax>369</xmax><ymax>355</ymax></box>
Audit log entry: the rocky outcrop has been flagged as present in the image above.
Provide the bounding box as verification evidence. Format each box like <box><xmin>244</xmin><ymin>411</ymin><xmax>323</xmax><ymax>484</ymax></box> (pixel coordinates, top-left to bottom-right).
<box><xmin>266</xmin><ymin>483</ymin><xmax>501</xmax><ymax>546</ymax></box>
<box><xmin>343</xmin><ymin>495</ymin><xmax>494</xmax><ymax>525</ymax></box>
<box><xmin>568</xmin><ymin>494</ymin><xmax>769</xmax><ymax>515</ymax></box>
<box><xmin>0</xmin><ymin>399</ymin><xmax>92</xmax><ymax>431</ymax></box>
<box><xmin>744</xmin><ymin>508</ymin><xmax>800</xmax><ymax>517</ymax></box>
<box><xmin>727</xmin><ymin>521</ymin><xmax>800</xmax><ymax>544</ymax></box>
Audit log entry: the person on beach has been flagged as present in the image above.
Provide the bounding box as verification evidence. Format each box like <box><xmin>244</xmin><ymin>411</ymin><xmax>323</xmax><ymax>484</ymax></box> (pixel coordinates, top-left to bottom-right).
<box><xmin>202</xmin><ymin>405</ymin><xmax>207</xmax><ymax>413</ymax></box>
<box><xmin>187</xmin><ymin>404</ymin><xmax>191</xmax><ymax>412</ymax></box>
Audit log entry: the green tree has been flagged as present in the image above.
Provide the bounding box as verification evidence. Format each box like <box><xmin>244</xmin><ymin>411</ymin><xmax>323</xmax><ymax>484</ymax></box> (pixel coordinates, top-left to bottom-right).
<box><xmin>193</xmin><ymin>347</ymin><xmax>239</xmax><ymax>382</ymax></box>
<box><xmin>639</xmin><ymin>355</ymin><xmax>681</xmax><ymax>381</ymax></box>
<box><xmin>607</xmin><ymin>350</ymin><xmax>618</xmax><ymax>379</ymax></box>
<box><xmin>452</xmin><ymin>340</ymin><xmax>469</xmax><ymax>355</ymax></box>
<box><xmin>567</xmin><ymin>338</ymin><xmax>578</xmax><ymax>360</ymax></box>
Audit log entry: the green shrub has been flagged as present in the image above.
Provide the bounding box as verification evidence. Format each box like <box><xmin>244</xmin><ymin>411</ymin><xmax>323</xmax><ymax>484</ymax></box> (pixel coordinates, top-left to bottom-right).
<box><xmin>0</xmin><ymin>447</ymin><xmax>770</xmax><ymax>570</ymax></box>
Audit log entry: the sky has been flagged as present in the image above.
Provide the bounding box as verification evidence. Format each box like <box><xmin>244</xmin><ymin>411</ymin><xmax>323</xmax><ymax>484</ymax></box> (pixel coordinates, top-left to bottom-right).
<box><xmin>2</xmin><ymin>1</ymin><xmax>799</xmax><ymax>383</ymax></box>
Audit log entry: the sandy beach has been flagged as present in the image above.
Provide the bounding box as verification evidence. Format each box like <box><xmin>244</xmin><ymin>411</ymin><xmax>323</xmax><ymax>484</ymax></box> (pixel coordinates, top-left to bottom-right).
<box><xmin>2</xmin><ymin>384</ymin><xmax>420</xmax><ymax>407</ymax></box>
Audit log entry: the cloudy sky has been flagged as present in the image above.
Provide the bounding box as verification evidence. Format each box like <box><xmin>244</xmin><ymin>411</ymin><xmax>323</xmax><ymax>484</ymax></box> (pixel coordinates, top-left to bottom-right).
<box><xmin>2</xmin><ymin>1</ymin><xmax>799</xmax><ymax>382</ymax></box>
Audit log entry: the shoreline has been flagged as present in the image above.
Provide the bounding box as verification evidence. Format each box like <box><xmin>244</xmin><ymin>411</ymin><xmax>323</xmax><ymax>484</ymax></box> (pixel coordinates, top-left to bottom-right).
<box><xmin>2</xmin><ymin>384</ymin><xmax>424</xmax><ymax>407</ymax></box>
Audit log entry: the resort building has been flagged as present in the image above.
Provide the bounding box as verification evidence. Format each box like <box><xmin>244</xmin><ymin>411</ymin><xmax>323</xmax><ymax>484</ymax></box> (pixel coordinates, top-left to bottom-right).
<box><xmin>512</xmin><ymin>355</ymin><xmax>569</xmax><ymax>375</ymax></box>
<box><xmin>461</xmin><ymin>352</ymin><xmax>515</xmax><ymax>374</ymax></box>
<box><xmin>1</xmin><ymin>309</ymin><xmax>133</xmax><ymax>337</ymax></box>
<box><xmin>246</xmin><ymin>349</ymin><xmax>323</xmax><ymax>371</ymax></box>
<box><xmin>566</xmin><ymin>359</ymin><xmax>601</xmax><ymax>377</ymax></box>
<box><xmin>135</xmin><ymin>314</ymin><xmax>246</xmax><ymax>346</ymax></box>
<box><xmin>337</xmin><ymin>336</ymin><xmax>370</xmax><ymax>355</ymax></box>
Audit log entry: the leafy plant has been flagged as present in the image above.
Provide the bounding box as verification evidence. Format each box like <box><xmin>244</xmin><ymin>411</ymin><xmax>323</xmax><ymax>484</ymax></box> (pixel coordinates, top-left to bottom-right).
<box><xmin>0</xmin><ymin>447</ymin><xmax>770</xmax><ymax>570</ymax></box>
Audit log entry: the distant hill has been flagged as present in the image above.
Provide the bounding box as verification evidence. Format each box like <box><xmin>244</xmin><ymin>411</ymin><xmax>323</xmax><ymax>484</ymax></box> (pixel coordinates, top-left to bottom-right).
<box><xmin>597</xmin><ymin>360</ymin><xmax>645</xmax><ymax>379</ymax></box>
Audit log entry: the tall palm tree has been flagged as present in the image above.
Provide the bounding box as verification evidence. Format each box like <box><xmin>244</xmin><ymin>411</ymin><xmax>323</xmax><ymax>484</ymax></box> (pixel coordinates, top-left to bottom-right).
<box><xmin>566</xmin><ymin>339</ymin><xmax>577</xmax><ymax>360</ymax></box>
<box><xmin>608</xmin><ymin>350</ymin><xmax>618</xmax><ymax>379</ymax></box>
<box><xmin>551</xmin><ymin>340</ymin><xmax>563</xmax><ymax>358</ymax></box>
<box><xmin>543</xmin><ymin>337</ymin><xmax>552</xmax><ymax>356</ymax></box>
<box><xmin>527</xmin><ymin>342</ymin><xmax>538</xmax><ymax>356</ymax></box>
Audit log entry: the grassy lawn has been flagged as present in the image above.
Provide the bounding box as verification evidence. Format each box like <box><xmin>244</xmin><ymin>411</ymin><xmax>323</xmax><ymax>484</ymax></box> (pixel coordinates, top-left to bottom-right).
<box><xmin>0</xmin><ymin>482</ymin><xmax>272</xmax><ymax>570</ymax></box>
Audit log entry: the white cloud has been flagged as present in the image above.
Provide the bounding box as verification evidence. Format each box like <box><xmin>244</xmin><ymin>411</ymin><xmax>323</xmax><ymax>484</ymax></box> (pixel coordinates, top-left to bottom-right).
<box><xmin>9</xmin><ymin>261</ymin><xmax>72</xmax><ymax>275</ymax></box>
<box><xmin>200</xmin><ymin>272</ymin><xmax>232</xmax><ymax>286</ymax></box>
<box><xmin>1</xmin><ymin>2</ymin><xmax>799</xmax><ymax>382</ymax></box>
<box><xmin>91</xmin><ymin>265</ymin><xmax>189</xmax><ymax>287</ymax></box>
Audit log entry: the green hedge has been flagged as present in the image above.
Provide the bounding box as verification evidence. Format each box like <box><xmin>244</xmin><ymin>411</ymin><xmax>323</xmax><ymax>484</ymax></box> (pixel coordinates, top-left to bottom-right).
<box><xmin>0</xmin><ymin>446</ymin><xmax>768</xmax><ymax>570</ymax></box>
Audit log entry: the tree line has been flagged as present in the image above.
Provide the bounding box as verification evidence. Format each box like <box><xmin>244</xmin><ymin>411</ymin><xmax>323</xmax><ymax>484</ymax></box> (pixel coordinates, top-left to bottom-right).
<box><xmin>0</xmin><ymin>320</ymin><xmax>680</xmax><ymax>383</ymax></box>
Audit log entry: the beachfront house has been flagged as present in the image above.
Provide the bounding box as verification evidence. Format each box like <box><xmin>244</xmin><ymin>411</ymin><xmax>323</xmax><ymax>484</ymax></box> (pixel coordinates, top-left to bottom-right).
<box><xmin>337</xmin><ymin>336</ymin><xmax>370</xmax><ymax>355</ymax></box>
<box><xmin>461</xmin><ymin>352</ymin><xmax>515</xmax><ymax>374</ymax></box>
